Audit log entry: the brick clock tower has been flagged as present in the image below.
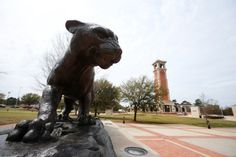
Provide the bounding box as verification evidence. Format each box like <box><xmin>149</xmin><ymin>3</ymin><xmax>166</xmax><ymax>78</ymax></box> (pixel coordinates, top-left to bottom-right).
<box><xmin>153</xmin><ymin>59</ymin><xmax>174</xmax><ymax>112</ymax></box>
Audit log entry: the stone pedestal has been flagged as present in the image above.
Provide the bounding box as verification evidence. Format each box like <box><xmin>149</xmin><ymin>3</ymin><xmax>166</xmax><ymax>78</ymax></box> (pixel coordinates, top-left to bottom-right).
<box><xmin>0</xmin><ymin>119</ymin><xmax>116</xmax><ymax>157</ymax></box>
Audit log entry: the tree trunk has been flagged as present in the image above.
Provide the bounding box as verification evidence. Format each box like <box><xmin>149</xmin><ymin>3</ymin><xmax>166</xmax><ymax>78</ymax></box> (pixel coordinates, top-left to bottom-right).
<box><xmin>94</xmin><ymin>104</ymin><xmax>98</xmax><ymax>117</ymax></box>
<box><xmin>134</xmin><ymin>105</ymin><xmax>137</xmax><ymax>121</ymax></box>
<box><xmin>142</xmin><ymin>107</ymin><xmax>145</xmax><ymax>112</ymax></box>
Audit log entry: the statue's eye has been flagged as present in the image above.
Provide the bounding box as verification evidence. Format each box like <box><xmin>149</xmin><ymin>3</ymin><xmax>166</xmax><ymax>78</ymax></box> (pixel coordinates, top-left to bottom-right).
<box><xmin>93</xmin><ymin>27</ymin><xmax>109</xmax><ymax>39</ymax></box>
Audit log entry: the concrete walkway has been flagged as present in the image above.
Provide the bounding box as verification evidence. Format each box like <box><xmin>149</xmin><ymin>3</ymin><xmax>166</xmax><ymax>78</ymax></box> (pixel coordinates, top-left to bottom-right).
<box><xmin>103</xmin><ymin>121</ymin><xmax>236</xmax><ymax>157</ymax></box>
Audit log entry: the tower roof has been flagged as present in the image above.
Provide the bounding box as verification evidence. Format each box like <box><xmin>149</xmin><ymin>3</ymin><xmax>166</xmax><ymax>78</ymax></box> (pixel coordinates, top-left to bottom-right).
<box><xmin>152</xmin><ymin>59</ymin><xmax>166</xmax><ymax>66</ymax></box>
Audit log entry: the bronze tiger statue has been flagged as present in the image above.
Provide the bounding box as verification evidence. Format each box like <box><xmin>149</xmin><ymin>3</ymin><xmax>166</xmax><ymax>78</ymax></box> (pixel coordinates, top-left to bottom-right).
<box><xmin>6</xmin><ymin>20</ymin><xmax>122</xmax><ymax>142</ymax></box>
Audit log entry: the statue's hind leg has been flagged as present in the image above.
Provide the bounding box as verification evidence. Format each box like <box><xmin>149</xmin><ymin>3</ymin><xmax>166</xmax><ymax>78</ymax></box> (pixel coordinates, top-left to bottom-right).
<box><xmin>60</xmin><ymin>97</ymin><xmax>75</xmax><ymax>120</ymax></box>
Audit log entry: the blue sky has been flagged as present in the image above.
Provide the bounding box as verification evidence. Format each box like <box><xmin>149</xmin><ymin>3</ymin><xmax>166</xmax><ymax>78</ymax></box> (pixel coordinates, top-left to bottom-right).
<box><xmin>0</xmin><ymin>0</ymin><xmax>236</xmax><ymax>106</ymax></box>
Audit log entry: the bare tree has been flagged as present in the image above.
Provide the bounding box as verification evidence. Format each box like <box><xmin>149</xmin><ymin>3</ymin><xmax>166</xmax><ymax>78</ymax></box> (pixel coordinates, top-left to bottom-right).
<box><xmin>34</xmin><ymin>33</ymin><xmax>71</xmax><ymax>90</ymax></box>
<box><xmin>35</xmin><ymin>33</ymin><xmax>102</xmax><ymax>90</ymax></box>
<box><xmin>199</xmin><ymin>93</ymin><xmax>209</xmax><ymax>105</ymax></box>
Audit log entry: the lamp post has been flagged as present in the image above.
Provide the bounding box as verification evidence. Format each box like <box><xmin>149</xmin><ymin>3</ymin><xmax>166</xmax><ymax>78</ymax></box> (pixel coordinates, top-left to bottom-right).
<box><xmin>6</xmin><ymin>91</ymin><xmax>11</xmax><ymax>106</ymax></box>
<box><xmin>15</xmin><ymin>87</ymin><xmax>22</xmax><ymax>107</ymax></box>
<box><xmin>220</xmin><ymin>107</ymin><xmax>224</xmax><ymax>116</ymax></box>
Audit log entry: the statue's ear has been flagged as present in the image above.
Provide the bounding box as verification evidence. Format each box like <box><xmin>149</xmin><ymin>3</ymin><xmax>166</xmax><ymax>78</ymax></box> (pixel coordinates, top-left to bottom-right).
<box><xmin>65</xmin><ymin>20</ymin><xmax>85</xmax><ymax>34</ymax></box>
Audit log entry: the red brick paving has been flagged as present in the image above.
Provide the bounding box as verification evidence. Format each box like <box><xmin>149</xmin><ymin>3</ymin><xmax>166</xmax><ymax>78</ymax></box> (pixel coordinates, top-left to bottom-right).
<box><xmin>141</xmin><ymin>140</ymin><xmax>203</xmax><ymax>157</ymax></box>
<box><xmin>122</xmin><ymin>123</ymin><xmax>231</xmax><ymax>157</ymax></box>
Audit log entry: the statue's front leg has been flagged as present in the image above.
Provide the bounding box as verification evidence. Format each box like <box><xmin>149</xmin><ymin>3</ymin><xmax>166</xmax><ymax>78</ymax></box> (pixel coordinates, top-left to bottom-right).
<box><xmin>77</xmin><ymin>92</ymin><xmax>96</xmax><ymax>125</ymax></box>
<box><xmin>6</xmin><ymin>85</ymin><xmax>62</xmax><ymax>142</ymax></box>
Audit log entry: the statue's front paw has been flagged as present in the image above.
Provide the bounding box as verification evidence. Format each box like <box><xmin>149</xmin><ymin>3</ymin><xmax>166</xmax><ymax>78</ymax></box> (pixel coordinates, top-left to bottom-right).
<box><xmin>22</xmin><ymin>119</ymin><xmax>44</xmax><ymax>142</ymax></box>
<box><xmin>77</xmin><ymin>115</ymin><xmax>96</xmax><ymax>126</ymax></box>
<box><xmin>6</xmin><ymin>119</ymin><xmax>54</xmax><ymax>143</ymax></box>
<box><xmin>6</xmin><ymin>120</ymin><xmax>31</xmax><ymax>142</ymax></box>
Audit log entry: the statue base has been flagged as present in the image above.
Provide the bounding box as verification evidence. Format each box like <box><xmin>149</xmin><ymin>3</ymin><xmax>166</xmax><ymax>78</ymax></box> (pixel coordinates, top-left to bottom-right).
<box><xmin>0</xmin><ymin>119</ymin><xmax>116</xmax><ymax>157</ymax></box>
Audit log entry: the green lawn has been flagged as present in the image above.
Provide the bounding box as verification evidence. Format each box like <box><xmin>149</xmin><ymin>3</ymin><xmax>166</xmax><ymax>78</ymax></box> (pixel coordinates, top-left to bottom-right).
<box><xmin>1</xmin><ymin>108</ymin><xmax>236</xmax><ymax>128</ymax></box>
<box><xmin>99</xmin><ymin>113</ymin><xmax>236</xmax><ymax>128</ymax></box>
<box><xmin>0</xmin><ymin>108</ymin><xmax>37</xmax><ymax>125</ymax></box>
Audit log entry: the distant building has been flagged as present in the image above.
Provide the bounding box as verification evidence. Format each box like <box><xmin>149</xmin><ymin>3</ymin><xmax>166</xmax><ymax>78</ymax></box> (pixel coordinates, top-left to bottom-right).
<box><xmin>153</xmin><ymin>59</ymin><xmax>175</xmax><ymax>112</ymax></box>
<box><xmin>174</xmin><ymin>100</ymin><xmax>191</xmax><ymax>114</ymax></box>
<box><xmin>0</xmin><ymin>104</ymin><xmax>6</xmax><ymax>108</ymax></box>
<box><xmin>232</xmin><ymin>106</ymin><xmax>236</xmax><ymax>117</ymax></box>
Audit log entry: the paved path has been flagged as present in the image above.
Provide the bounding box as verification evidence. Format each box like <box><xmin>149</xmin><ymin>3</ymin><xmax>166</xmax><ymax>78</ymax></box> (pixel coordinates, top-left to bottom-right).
<box><xmin>103</xmin><ymin>121</ymin><xmax>236</xmax><ymax>157</ymax></box>
<box><xmin>1</xmin><ymin>122</ymin><xmax>236</xmax><ymax>157</ymax></box>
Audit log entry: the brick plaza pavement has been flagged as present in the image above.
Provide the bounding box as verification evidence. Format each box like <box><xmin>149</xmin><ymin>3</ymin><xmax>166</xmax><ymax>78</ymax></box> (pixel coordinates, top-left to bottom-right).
<box><xmin>103</xmin><ymin>121</ymin><xmax>236</xmax><ymax>157</ymax></box>
<box><xmin>1</xmin><ymin>122</ymin><xmax>236</xmax><ymax>157</ymax></box>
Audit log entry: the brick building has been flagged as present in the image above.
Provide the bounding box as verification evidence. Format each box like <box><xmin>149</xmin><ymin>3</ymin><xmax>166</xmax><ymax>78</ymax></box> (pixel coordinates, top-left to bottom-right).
<box><xmin>153</xmin><ymin>60</ymin><xmax>175</xmax><ymax>112</ymax></box>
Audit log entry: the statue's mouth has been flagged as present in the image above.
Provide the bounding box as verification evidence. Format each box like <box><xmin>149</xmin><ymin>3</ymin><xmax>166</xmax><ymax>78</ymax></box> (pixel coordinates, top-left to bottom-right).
<box><xmin>89</xmin><ymin>44</ymin><xmax>122</xmax><ymax>69</ymax></box>
<box><xmin>93</xmin><ymin>47</ymin><xmax>121</xmax><ymax>69</ymax></box>
<box><xmin>102</xmin><ymin>49</ymin><xmax>122</xmax><ymax>64</ymax></box>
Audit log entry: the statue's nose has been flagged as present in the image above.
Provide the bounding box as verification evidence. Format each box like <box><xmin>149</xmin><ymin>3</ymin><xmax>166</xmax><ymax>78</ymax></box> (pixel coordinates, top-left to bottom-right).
<box><xmin>112</xmin><ymin>49</ymin><xmax>122</xmax><ymax>63</ymax></box>
<box><xmin>117</xmin><ymin>48</ymin><xmax>122</xmax><ymax>55</ymax></box>
<box><xmin>116</xmin><ymin>49</ymin><xmax>122</xmax><ymax>58</ymax></box>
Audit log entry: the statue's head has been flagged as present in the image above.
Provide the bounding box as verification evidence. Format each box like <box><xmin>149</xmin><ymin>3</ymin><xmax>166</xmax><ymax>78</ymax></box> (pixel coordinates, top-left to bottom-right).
<box><xmin>65</xmin><ymin>20</ymin><xmax>122</xmax><ymax>69</ymax></box>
